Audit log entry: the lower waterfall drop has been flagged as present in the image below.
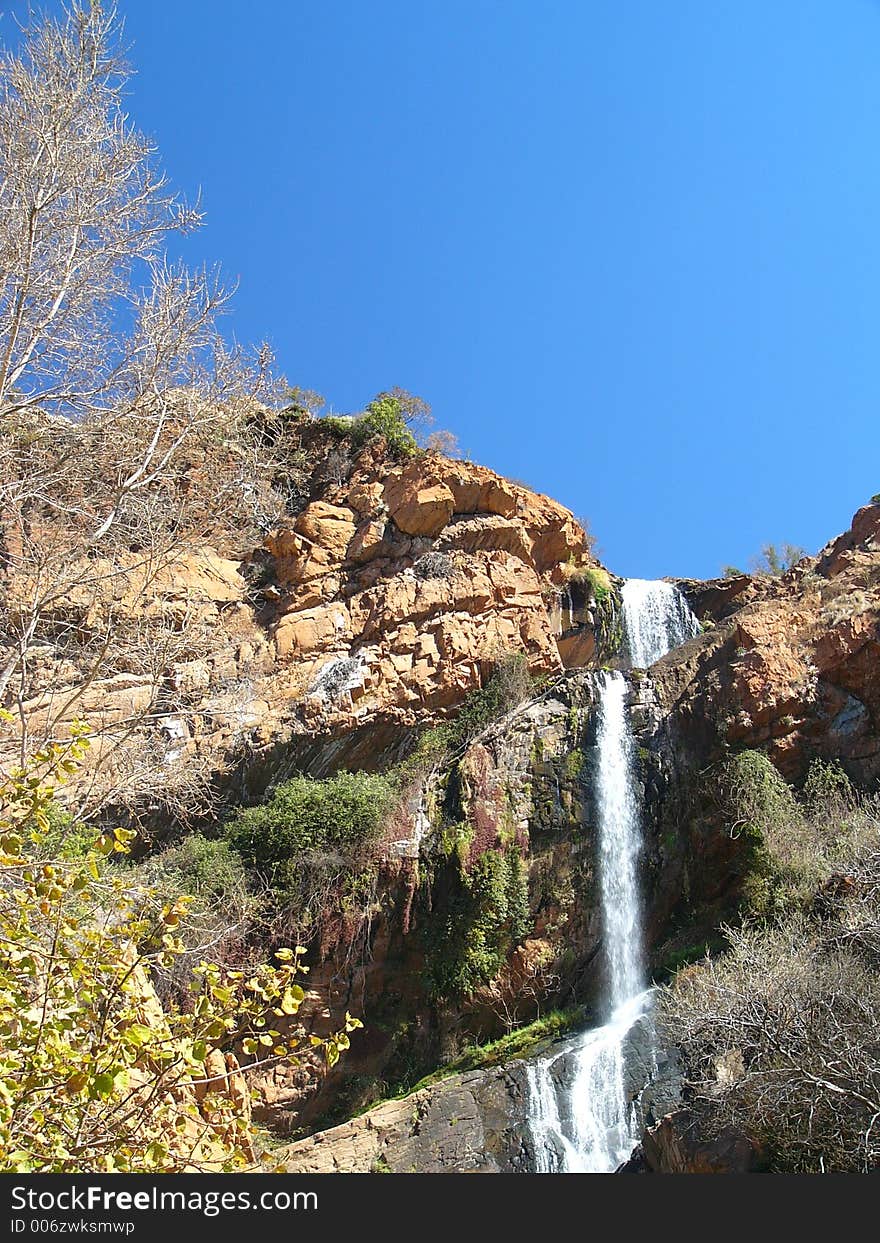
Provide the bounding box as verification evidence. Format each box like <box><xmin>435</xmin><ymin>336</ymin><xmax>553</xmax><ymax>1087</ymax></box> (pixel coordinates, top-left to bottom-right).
<box><xmin>526</xmin><ymin>671</ymin><xmax>649</xmax><ymax>1172</ymax></box>
<box><xmin>594</xmin><ymin>671</ymin><xmax>643</xmax><ymax>1011</ymax></box>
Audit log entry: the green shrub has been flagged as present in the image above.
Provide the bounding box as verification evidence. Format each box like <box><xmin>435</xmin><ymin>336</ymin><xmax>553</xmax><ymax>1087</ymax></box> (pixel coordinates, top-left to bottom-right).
<box><xmin>317</xmin><ymin>391</ymin><xmax>426</xmax><ymax>459</ymax></box>
<box><xmin>802</xmin><ymin>757</ymin><xmax>852</xmax><ymax>809</ymax></box>
<box><xmin>717</xmin><ymin>750</ymin><xmax>803</xmax><ymax>914</ymax></box>
<box><xmin>25</xmin><ymin>801</ymin><xmax>99</xmax><ymax>861</ymax></box>
<box><xmin>351</xmin><ymin>394</ymin><xmax>418</xmax><ymax>458</ymax></box>
<box><xmin>749</xmin><ymin>543</ymin><xmax>808</xmax><ymax>576</ymax></box>
<box><xmin>133</xmin><ymin>834</ymin><xmax>250</xmax><ymax>905</ymax></box>
<box><xmin>224</xmin><ymin>771</ymin><xmax>394</xmax><ymax>876</ymax></box>
<box><xmin>581</xmin><ymin>565</ymin><xmax>611</xmax><ymax>601</ymax></box>
<box><xmin>564</xmin><ymin>561</ymin><xmax>610</xmax><ymax>602</ymax></box>
<box><xmin>717</xmin><ymin>750</ymin><xmax>868</xmax><ymax>918</ymax></box>
<box><xmin>320</xmin><ymin>414</ymin><xmax>357</xmax><ymax>440</ymax></box>
<box><xmin>718</xmin><ymin>750</ymin><xmax>793</xmax><ymax>852</ymax></box>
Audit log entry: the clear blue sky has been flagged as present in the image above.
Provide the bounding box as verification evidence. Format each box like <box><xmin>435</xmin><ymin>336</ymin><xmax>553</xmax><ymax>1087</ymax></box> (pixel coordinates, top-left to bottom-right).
<box><xmin>12</xmin><ymin>1</ymin><xmax>880</xmax><ymax>578</ymax></box>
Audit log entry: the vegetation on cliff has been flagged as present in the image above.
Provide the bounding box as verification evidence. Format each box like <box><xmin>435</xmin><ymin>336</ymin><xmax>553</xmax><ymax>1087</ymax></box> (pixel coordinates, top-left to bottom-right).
<box><xmin>722</xmin><ymin>541</ymin><xmax>808</xmax><ymax>578</ymax></box>
<box><xmin>660</xmin><ymin>753</ymin><xmax>880</xmax><ymax>1172</ymax></box>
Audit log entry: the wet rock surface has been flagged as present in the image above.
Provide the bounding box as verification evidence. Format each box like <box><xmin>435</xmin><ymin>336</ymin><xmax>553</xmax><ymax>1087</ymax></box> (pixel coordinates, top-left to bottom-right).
<box><xmin>278</xmin><ymin>1014</ymin><xmax>680</xmax><ymax>1174</ymax></box>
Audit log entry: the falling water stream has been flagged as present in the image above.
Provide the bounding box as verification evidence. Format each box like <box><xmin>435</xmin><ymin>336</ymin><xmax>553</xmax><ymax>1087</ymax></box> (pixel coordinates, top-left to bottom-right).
<box><xmin>621</xmin><ymin>578</ymin><xmax>701</xmax><ymax>668</ymax></box>
<box><xmin>526</xmin><ymin>580</ymin><xmax>699</xmax><ymax>1173</ymax></box>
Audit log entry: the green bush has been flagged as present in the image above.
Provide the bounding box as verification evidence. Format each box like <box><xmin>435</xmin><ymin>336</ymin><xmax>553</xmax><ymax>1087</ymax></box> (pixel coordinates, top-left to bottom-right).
<box><xmin>722</xmin><ymin>750</ymin><xmax>798</xmax><ymax>842</ymax></box>
<box><xmin>802</xmin><ymin>757</ymin><xmax>852</xmax><ymax>809</ymax></box>
<box><xmin>581</xmin><ymin>565</ymin><xmax>611</xmax><ymax>602</ymax></box>
<box><xmin>25</xmin><ymin>801</ymin><xmax>99</xmax><ymax>861</ymax></box>
<box><xmin>320</xmin><ymin>414</ymin><xmax>357</xmax><ymax>440</ymax></box>
<box><xmin>133</xmin><ymin>834</ymin><xmax>250</xmax><ymax>905</ymax></box>
<box><xmin>224</xmin><ymin>771</ymin><xmax>395</xmax><ymax>881</ymax></box>
<box><xmin>750</xmin><ymin>543</ymin><xmax>808</xmax><ymax>576</ymax></box>
<box><xmin>718</xmin><ymin>750</ymin><xmax>870</xmax><ymax>919</ymax></box>
<box><xmin>563</xmin><ymin>562</ymin><xmax>610</xmax><ymax>602</ymax></box>
<box><xmin>318</xmin><ymin>388</ymin><xmax>429</xmax><ymax>460</ymax></box>
<box><xmin>716</xmin><ymin>750</ymin><xmax>803</xmax><ymax>915</ymax></box>
<box><xmin>351</xmin><ymin>393</ymin><xmax>418</xmax><ymax>458</ymax></box>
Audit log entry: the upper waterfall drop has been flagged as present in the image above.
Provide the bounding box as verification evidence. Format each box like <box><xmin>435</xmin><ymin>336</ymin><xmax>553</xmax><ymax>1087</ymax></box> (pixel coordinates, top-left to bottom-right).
<box><xmin>620</xmin><ymin>579</ymin><xmax>700</xmax><ymax>668</ymax></box>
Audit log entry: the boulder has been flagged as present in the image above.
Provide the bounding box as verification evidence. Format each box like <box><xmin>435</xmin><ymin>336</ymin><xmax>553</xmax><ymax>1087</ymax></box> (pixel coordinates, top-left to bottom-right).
<box><xmin>385</xmin><ymin>480</ymin><xmax>455</xmax><ymax>538</ymax></box>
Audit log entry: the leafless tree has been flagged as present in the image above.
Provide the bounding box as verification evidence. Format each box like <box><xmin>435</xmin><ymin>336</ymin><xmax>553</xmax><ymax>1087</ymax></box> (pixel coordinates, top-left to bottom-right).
<box><xmin>660</xmin><ymin>918</ymin><xmax>880</xmax><ymax>1172</ymax></box>
<box><xmin>483</xmin><ymin>948</ymin><xmax>562</xmax><ymax>1034</ymax></box>
<box><xmin>659</xmin><ymin>786</ymin><xmax>880</xmax><ymax>1172</ymax></box>
<box><xmin>0</xmin><ymin>4</ymin><xmax>290</xmax><ymax>816</ymax></box>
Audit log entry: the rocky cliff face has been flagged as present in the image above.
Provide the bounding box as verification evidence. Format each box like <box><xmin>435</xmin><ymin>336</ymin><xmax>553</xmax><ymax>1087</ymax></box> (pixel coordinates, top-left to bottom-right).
<box><xmin>249</xmin><ymin>674</ymin><xmax>608</xmax><ymax>1130</ymax></box>
<box><xmin>671</xmin><ymin>504</ymin><xmax>880</xmax><ymax>784</ymax></box>
<box><xmin>7</xmin><ymin>416</ymin><xmax>880</xmax><ymax>1159</ymax></box>
<box><xmin>259</xmin><ymin>449</ymin><xmax>597</xmax><ymax>771</ymax></box>
<box><xmin>261</xmin><ymin>502</ymin><xmax>880</xmax><ymax>1137</ymax></box>
<box><xmin>8</xmin><ymin>443</ymin><xmax>609</xmax><ymax>812</ymax></box>
<box><xmin>631</xmin><ymin>505</ymin><xmax>880</xmax><ymax>965</ymax></box>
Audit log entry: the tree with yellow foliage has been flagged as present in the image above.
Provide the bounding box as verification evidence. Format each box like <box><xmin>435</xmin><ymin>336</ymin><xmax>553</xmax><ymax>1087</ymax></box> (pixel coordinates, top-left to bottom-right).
<box><xmin>0</xmin><ymin>712</ymin><xmax>360</xmax><ymax>1172</ymax></box>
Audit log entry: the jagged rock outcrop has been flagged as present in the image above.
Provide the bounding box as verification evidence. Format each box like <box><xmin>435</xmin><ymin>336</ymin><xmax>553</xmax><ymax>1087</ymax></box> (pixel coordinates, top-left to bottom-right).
<box><xmin>261</xmin><ymin>451</ymin><xmax>605</xmax><ymax>760</ymax></box>
<box><xmin>637</xmin><ymin>1110</ymin><xmax>766</xmax><ymax>1174</ymax></box>
<box><xmin>622</xmin><ymin>504</ymin><xmax>880</xmax><ymax>969</ymax></box>
<box><xmin>276</xmin><ymin>1064</ymin><xmax>532</xmax><ymax>1173</ymax></box>
<box><xmin>670</xmin><ymin>504</ymin><xmax>880</xmax><ymax>784</ymax></box>
<box><xmin>6</xmin><ymin>445</ymin><xmax>611</xmax><ymax>809</ymax></box>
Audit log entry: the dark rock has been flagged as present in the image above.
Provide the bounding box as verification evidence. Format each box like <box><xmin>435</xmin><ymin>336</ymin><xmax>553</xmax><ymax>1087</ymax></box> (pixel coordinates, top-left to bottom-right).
<box><xmin>642</xmin><ymin>1109</ymin><xmax>766</xmax><ymax>1174</ymax></box>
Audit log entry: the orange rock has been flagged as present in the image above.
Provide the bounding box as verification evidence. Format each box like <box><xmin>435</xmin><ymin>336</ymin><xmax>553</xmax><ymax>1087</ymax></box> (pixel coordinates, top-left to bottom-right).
<box><xmin>295</xmin><ymin>502</ymin><xmax>357</xmax><ymax>558</ymax></box>
<box><xmin>385</xmin><ymin>480</ymin><xmax>455</xmax><ymax>538</ymax></box>
<box><xmin>7</xmin><ymin>442</ymin><xmax>604</xmax><ymax>808</ymax></box>
<box><xmin>275</xmin><ymin>603</ymin><xmax>351</xmax><ymax>658</ymax></box>
<box><xmin>348</xmin><ymin>517</ymin><xmax>395</xmax><ymax>563</ymax></box>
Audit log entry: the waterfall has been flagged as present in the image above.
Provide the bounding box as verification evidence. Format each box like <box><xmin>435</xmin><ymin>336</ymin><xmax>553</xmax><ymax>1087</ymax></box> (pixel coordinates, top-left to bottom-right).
<box><xmin>526</xmin><ymin>671</ymin><xmax>647</xmax><ymax>1172</ymax></box>
<box><xmin>595</xmin><ymin>670</ymin><xmax>643</xmax><ymax>1010</ymax></box>
<box><xmin>621</xmin><ymin>578</ymin><xmax>700</xmax><ymax>668</ymax></box>
<box><xmin>526</xmin><ymin>578</ymin><xmax>698</xmax><ymax>1173</ymax></box>
<box><xmin>525</xmin><ymin>994</ymin><xmax>648</xmax><ymax>1173</ymax></box>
